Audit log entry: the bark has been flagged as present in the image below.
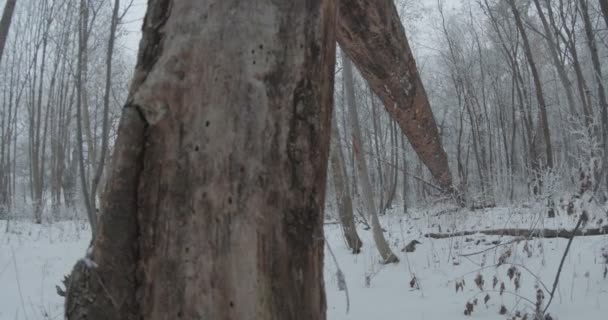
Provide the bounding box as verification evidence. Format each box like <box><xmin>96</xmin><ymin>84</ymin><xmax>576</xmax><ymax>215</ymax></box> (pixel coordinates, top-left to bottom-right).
<box><xmin>509</xmin><ymin>0</ymin><xmax>554</xmax><ymax>169</ymax></box>
<box><xmin>337</xmin><ymin>0</ymin><xmax>454</xmax><ymax>194</ymax></box>
<box><xmin>343</xmin><ymin>55</ymin><xmax>398</xmax><ymax>264</ymax></box>
<box><xmin>425</xmin><ymin>226</ymin><xmax>608</xmax><ymax>239</ymax></box>
<box><xmin>0</xmin><ymin>0</ymin><xmax>16</xmax><ymax>63</ymax></box>
<box><xmin>65</xmin><ymin>1</ymin><xmax>336</xmax><ymax>319</ymax></box>
<box><xmin>330</xmin><ymin>111</ymin><xmax>362</xmax><ymax>254</ymax></box>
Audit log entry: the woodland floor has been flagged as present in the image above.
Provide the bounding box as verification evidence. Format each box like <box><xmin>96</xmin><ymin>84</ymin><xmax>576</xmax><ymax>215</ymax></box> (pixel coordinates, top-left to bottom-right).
<box><xmin>1</xmin><ymin>203</ymin><xmax>608</xmax><ymax>319</ymax></box>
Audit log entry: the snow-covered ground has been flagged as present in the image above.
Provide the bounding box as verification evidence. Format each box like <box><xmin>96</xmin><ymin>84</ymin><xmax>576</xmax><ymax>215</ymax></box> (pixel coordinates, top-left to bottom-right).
<box><xmin>0</xmin><ymin>220</ymin><xmax>90</xmax><ymax>320</ymax></box>
<box><xmin>1</xmin><ymin>204</ymin><xmax>607</xmax><ymax>319</ymax></box>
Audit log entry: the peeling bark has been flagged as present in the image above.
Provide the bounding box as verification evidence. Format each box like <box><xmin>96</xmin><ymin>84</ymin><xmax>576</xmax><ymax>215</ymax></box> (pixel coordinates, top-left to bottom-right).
<box><xmin>337</xmin><ymin>0</ymin><xmax>453</xmax><ymax>194</ymax></box>
<box><xmin>65</xmin><ymin>1</ymin><xmax>336</xmax><ymax>319</ymax></box>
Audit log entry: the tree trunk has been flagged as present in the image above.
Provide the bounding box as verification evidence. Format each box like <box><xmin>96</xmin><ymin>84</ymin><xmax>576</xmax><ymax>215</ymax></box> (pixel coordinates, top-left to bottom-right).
<box><xmin>76</xmin><ymin>0</ymin><xmax>96</xmax><ymax>236</ymax></box>
<box><xmin>0</xmin><ymin>0</ymin><xmax>16</xmax><ymax>63</ymax></box>
<box><xmin>65</xmin><ymin>1</ymin><xmax>336</xmax><ymax>319</ymax></box>
<box><xmin>599</xmin><ymin>0</ymin><xmax>608</xmax><ymax>28</ymax></box>
<box><xmin>533</xmin><ymin>0</ymin><xmax>577</xmax><ymax>118</ymax></box>
<box><xmin>370</xmin><ymin>92</ymin><xmax>385</xmax><ymax>211</ymax></box>
<box><xmin>330</xmin><ymin>110</ymin><xmax>362</xmax><ymax>254</ymax></box>
<box><xmin>342</xmin><ymin>55</ymin><xmax>398</xmax><ymax>264</ymax></box>
<box><xmin>337</xmin><ymin>0</ymin><xmax>454</xmax><ymax>194</ymax></box>
<box><xmin>91</xmin><ymin>0</ymin><xmax>120</xmax><ymax>212</ymax></box>
<box><xmin>509</xmin><ymin>0</ymin><xmax>554</xmax><ymax>170</ymax></box>
<box><xmin>401</xmin><ymin>132</ymin><xmax>408</xmax><ymax>213</ymax></box>
<box><xmin>384</xmin><ymin>119</ymin><xmax>398</xmax><ymax>210</ymax></box>
<box><xmin>579</xmin><ymin>0</ymin><xmax>608</xmax><ymax>189</ymax></box>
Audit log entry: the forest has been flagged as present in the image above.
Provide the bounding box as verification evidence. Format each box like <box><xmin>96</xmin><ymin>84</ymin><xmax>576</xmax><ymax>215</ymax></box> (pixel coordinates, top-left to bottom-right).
<box><xmin>0</xmin><ymin>0</ymin><xmax>607</xmax><ymax>319</ymax></box>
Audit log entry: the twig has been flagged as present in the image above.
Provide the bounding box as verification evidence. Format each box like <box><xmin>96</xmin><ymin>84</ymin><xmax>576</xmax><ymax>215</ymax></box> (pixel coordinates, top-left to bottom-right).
<box><xmin>459</xmin><ymin>238</ymin><xmax>524</xmax><ymax>257</ymax></box>
<box><xmin>355</xmin><ymin>208</ymin><xmax>371</xmax><ymax>230</ymax></box>
<box><xmin>468</xmin><ymin>289</ymin><xmax>536</xmax><ymax>306</ymax></box>
<box><xmin>325</xmin><ymin>240</ymin><xmax>350</xmax><ymax>314</ymax></box>
<box><xmin>11</xmin><ymin>246</ymin><xmax>29</xmax><ymax>320</ymax></box>
<box><xmin>543</xmin><ymin>213</ymin><xmax>584</xmax><ymax>315</ymax></box>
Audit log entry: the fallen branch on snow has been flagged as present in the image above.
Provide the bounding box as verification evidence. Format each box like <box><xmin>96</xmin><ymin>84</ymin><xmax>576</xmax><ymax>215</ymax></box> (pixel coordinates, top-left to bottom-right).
<box><xmin>425</xmin><ymin>226</ymin><xmax>608</xmax><ymax>239</ymax></box>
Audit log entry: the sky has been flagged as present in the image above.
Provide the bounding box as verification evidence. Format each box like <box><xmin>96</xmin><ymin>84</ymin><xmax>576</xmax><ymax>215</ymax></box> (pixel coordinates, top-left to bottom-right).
<box><xmin>120</xmin><ymin>0</ymin><xmax>148</xmax><ymax>57</ymax></box>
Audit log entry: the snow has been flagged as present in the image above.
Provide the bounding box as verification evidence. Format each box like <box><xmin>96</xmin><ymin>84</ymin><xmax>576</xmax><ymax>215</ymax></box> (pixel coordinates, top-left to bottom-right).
<box><xmin>0</xmin><ymin>221</ymin><xmax>90</xmax><ymax>320</ymax></box>
<box><xmin>1</xmin><ymin>205</ymin><xmax>607</xmax><ymax>319</ymax></box>
<box><xmin>325</xmin><ymin>205</ymin><xmax>608</xmax><ymax>319</ymax></box>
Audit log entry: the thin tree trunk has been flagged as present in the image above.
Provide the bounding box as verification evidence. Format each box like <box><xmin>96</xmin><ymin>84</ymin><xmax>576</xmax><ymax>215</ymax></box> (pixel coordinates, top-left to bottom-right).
<box><xmin>599</xmin><ymin>0</ymin><xmax>608</xmax><ymax>28</ymax></box>
<box><xmin>343</xmin><ymin>55</ymin><xmax>398</xmax><ymax>264</ymax></box>
<box><xmin>533</xmin><ymin>0</ymin><xmax>577</xmax><ymax>118</ymax></box>
<box><xmin>548</xmin><ymin>0</ymin><xmax>594</xmax><ymax>128</ymax></box>
<box><xmin>76</xmin><ymin>0</ymin><xmax>96</xmax><ymax>237</ymax></box>
<box><xmin>579</xmin><ymin>0</ymin><xmax>608</xmax><ymax>189</ymax></box>
<box><xmin>509</xmin><ymin>0</ymin><xmax>554</xmax><ymax>170</ymax></box>
<box><xmin>65</xmin><ymin>1</ymin><xmax>336</xmax><ymax>319</ymax></box>
<box><xmin>370</xmin><ymin>92</ymin><xmax>385</xmax><ymax>211</ymax></box>
<box><xmin>384</xmin><ymin>119</ymin><xmax>398</xmax><ymax>210</ymax></box>
<box><xmin>0</xmin><ymin>0</ymin><xmax>16</xmax><ymax>63</ymax></box>
<box><xmin>91</xmin><ymin>0</ymin><xmax>120</xmax><ymax>211</ymax></box>
<box><xmin>330</xmin><ymin>110</ymin><xmax>362</xmax><ymax>254</ymax></box>
<box><xmin>401</xmin><ymin>132</ymin><xmax>408</xmax><ymax>213</ymax></box>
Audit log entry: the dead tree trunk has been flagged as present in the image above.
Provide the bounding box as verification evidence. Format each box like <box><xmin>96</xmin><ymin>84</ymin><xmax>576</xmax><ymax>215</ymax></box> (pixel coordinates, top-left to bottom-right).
<box><xmin>65</xmin><ymin>1</ymin><xmax>336</xmax><ymax>319</ymax></box>
<box><xmin>0</xmin><ymin>0</ymin><xmax>16</xmax><ymax>63</ymax></box>
<box><xmin>337</xmin><ymin>0</ymin><xmax>454</xmax><ymax>194</ymax></box>
<box><xmin>343</xmin><ymin>55</ymin><xmax>398</xmax><ymax>264</ymax></box>
<box><xmin>425</xmin><ymin>226</ymin><xmax>608</xmax><ymax>239</ymax></box>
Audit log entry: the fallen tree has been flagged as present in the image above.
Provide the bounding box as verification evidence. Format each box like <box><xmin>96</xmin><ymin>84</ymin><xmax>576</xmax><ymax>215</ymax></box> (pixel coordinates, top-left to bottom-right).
<box><xmin>425</xmin><ymin>226</ymin><xmax>608</xmax><ymax>239</ymax></box>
